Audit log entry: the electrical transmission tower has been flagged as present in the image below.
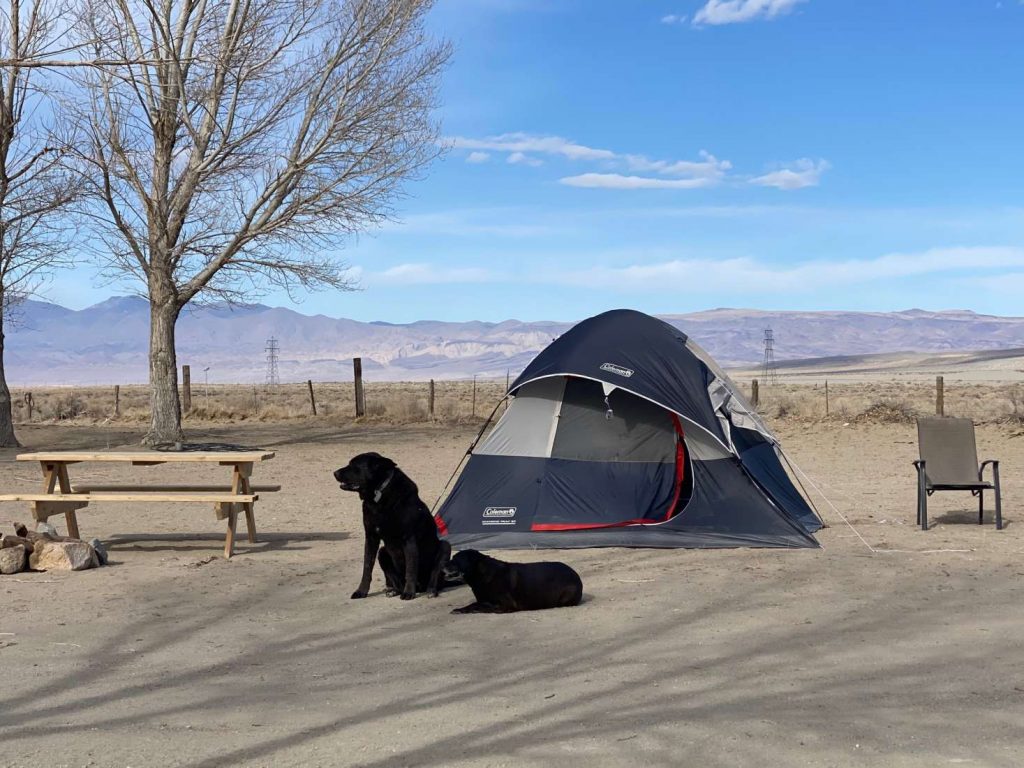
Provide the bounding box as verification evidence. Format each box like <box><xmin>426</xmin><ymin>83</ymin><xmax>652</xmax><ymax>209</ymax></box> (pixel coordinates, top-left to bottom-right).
<box><xmin>265</xmin><ymin>337</ymin><xmax>280</xmax><ymax>386</ymax></box>
<box><xmin>761</xmin><ymin>328</ymin><xmax>778</xmax><ymax>385</ymax></box>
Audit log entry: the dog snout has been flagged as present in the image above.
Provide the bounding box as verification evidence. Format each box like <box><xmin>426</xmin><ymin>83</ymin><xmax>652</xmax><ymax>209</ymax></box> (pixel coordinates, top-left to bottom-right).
<box><xmin>334</xmin><ymin>466</ymin><xmax>360</xmax><ymax>490</ymax></box>
<box><xmin>442</xmin><ymin>563</ymin><xmax>461</xmax><ymax>580</ymax></box>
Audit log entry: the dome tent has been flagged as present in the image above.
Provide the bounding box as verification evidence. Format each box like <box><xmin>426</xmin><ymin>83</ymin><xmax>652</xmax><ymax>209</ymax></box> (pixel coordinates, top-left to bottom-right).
<box><xmin>435</xmin><ymin>309</ymin><xmax>822</xmax><ymax>549</ymax></box>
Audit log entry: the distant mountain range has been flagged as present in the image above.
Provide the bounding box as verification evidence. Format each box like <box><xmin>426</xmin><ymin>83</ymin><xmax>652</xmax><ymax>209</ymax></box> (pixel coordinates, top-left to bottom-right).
<box><xmin>6</xmin><ymin>297</ymin><xmax>1024</xmax><ymax>385</ymax></box>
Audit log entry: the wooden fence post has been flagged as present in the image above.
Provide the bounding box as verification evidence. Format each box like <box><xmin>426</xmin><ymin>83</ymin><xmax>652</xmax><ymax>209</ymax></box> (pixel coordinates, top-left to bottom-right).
<box><xmin>24</xmin><ymin>392</ymin><xmax>33</xmax><ymax>420</ymax></box>
<box><xmin>307</xmin><ymin>379</ymin><xmax>317</xmax><ymax>416</ymax></box>
<box><xmin>471</xmin><ymin>375</ymin><xmax>477</xmax><ymax>418</ymax></box>
<box><xmin>182</xmin><ymin>365</ymin><xmax>192</xmax><ymax>412</ymax></box>
<box><xmin>936</xmin><ymin>375</ymin><xmax>944</xmax><ymax>416</ymax></box>
<box><xmin>252</xmin><ymin>384</ymin><xmax>259</xmax><ymax>416</ymax></box>
<box><xmin>751</xmin><ymin>378</ymin><xmax>759</xmax><ymax>408</ymax></box>
<box><xmin>825</xmin><ymin>380</ymin><xmax>829</xmax><ymax>418</ymax></box>
<box><xmin>428</xmin><ymin>379</ymin><xmax>435</xmax><ymax>420</ymax></box>
<box><xmin>353</xmin><ymin>358</ymin><xmax>365</xmax><ymax>417</ymax></box>
<box><xmin>114</xmin><ymin>385</ymin><xmax>120</xmax><ymax>417</ymax></box>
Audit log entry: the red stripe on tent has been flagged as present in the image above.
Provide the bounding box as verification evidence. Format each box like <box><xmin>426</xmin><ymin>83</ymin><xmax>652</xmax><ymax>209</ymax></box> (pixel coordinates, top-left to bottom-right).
<box><xmin>434</xmin><ymin>514</ymin><xmax>449</xmax><ymax>536</ymax></box>
<box><xmin>665</xmin><ymin>414</ymin><xmax>686</xmax><ymax>521</ymax></box>
<box><xmin>532</xmin><ymin>415</ymin><xmax>688</xmax><ymax>533</ymax></box>
<box><xmin>531</xmin><ymin>518</ymin><xmax>654</xmax><ymax>532</ymax></box>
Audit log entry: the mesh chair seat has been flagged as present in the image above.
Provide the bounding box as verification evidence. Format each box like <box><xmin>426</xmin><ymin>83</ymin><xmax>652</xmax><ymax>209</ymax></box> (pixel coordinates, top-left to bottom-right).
<box><xmin>914</xmin><ymin>417</ymin><xmax>1002</xmax><ymax>530</ymax></box>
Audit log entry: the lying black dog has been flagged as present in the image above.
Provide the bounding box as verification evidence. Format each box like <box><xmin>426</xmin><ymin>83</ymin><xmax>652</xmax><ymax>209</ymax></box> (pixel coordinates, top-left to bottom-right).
<box><xmin>334</xmin><ymin>452</ymin><xmax>450</xmax><ymax>600</ymax></box>
<box><xmin>444</xmin><ymin>549</ymin><xmax>583</xmax><ymax>614</ymax></box>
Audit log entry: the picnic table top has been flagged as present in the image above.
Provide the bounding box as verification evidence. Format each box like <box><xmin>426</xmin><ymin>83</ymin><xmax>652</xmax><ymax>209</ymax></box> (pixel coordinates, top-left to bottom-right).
<box><xmin>16</xmin><ymin>451</ymin><xmax>276</xmax><ymax>463</ymax></box>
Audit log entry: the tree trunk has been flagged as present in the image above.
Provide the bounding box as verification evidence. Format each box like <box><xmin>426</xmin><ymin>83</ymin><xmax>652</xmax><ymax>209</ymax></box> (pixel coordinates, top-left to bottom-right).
<box><xmin>144</xmin><ymin>299</ymin><xmax>184</xmax><ymax>445</ymax></box>
<box><xmin>0</xmin><ymin>311</ymin><xmax>20</xmax><ymax>448</ymax></box>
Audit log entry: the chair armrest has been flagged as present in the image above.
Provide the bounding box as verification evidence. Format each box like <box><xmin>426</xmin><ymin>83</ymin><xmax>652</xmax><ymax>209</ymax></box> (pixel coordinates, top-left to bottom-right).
<box><xmin>980</xmin><ymin>460</ymin><xmax>999</xmax><ymax>481</ymax></box>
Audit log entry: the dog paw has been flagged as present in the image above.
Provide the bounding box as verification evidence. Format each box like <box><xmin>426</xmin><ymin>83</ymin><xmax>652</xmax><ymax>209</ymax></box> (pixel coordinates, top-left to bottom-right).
<box><xmin>384</xmin><ymin>588</ymin><xmax>400</xmax><ymax>597</ymax></box>
<box><xmin>400</xmin><ymin>591</ymin><xmax>416</xmax><ymax>601</ymax></box>
<box><xmin>427</xmin><ymin>591</ymin><xmax>440</xmax><ymax>599</ymax></box>
<box><xmin>350</xmin><ymin>590</ymin><xmax>368</xmax><ymax>599</ymax></box>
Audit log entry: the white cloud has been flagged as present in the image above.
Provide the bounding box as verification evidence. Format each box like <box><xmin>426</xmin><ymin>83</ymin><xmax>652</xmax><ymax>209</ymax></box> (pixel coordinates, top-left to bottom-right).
<box><xmin>371</xmin><ymin>263</ymin><xmax>501</xmax><ymax>285</ymax></box>
<box><xmin>447</xmin><ymin>133</ymin><xmax>616</xmax><ymax>162</ymax></box>
<box><xmin>360</xmin><ymin>247</ymin><xmax>1024</xmax><ymax>295</ymax></box>
<box><xmin>465</xmin><ymin>151</ymin><xmax>490</xmax><ymax>163</ymax></box>
<box><xmin>447</xmin><ymin>133</ymin><xmax>733</xmax><ymax>190</ymax></box>
<box><xmin>693</xmin><ymin>0</ymin><xmax>807</xmax><ymax>26</ymax></box>
<box><xmin>547</xmin><ymin>247</ymin><xmax>1024</xmax><ymax>293</ymax></box>
<box><xmin>750</xmin><ymin>159</ymin><xmax>830</xmax><ymax>190</ymax></box>
<box><xmin>624</xmin><ymin>149</ymin><xmax>731</xmax><ymax>181</ymax></box>
<box><xmin>661</xmin><ymin>13</ymin><xmax>687</xmax><ymax>24</ymax></box>
<box><xmin>507</xmin><ymin>151</ymin><xmax>543</xmax><ymax>167</ymax></box>
<box><xmin>559</xmin><ymin>173</ymin><xmax>717</xmax><ymax>190</ymax></box>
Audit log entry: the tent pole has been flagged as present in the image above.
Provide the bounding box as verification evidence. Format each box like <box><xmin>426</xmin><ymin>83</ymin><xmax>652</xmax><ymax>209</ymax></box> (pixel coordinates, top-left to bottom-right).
<box><xmin>430</xmin><ymin>396</ymin><xmax>507</xmax><ymax>514</ymax></box>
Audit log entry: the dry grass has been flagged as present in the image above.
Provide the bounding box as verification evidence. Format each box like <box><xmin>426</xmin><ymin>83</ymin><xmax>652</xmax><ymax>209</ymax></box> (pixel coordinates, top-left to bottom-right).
<box><xmin>10</xmin><ymin>379</ymin><xmax>509</xmax><ymax>427</ymax></box>
<box><xmin>9</xmin><ymin>378</ymin><xmax>1024</xmax><ymax>429</ymax></box>
<box><xmin>742</xmin><ymin>380</ymin><xmax>1024</xmax><ymax>425</ymax></box>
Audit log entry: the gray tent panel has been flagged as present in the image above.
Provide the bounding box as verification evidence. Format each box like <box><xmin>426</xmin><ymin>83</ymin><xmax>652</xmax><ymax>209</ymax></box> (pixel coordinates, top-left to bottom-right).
<box><xmin>477</xmin><ymin>377</ymin><xmax>564</xmax><ymax>458</ymax></box>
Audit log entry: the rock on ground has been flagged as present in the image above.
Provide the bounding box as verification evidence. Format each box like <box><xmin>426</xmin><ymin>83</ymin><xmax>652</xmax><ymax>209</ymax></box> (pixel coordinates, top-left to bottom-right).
<box><xmin>29</xmin><ymin>539</ymin><xmax>97</xmax><ymax>572</ymax></box>
<box><xmin>0</xmin><ymin>544</ymin><xmax>27</xmax><ymax>574</ymax></box>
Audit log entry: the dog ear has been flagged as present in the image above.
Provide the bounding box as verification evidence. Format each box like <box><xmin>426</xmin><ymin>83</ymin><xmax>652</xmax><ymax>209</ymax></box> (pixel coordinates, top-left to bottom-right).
<box><xmin>367</xmin><ymin>453</ymin><xmax>397</xmax><ymax>482</ymax></box>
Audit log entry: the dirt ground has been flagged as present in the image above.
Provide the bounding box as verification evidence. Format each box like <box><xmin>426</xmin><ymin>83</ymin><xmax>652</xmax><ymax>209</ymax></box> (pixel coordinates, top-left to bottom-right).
<box><xmin>1</xmin><ymin>420</ymin><xmax>1023</xmax><ymax>767</ymax></box>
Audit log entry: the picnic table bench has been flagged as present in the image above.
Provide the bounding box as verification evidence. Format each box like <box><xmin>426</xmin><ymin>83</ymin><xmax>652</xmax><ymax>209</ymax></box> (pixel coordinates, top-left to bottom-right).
<box><xmin>0</xmin><ymin>451</ymin><xmax>278</xmax><ymax>558</ymax></box>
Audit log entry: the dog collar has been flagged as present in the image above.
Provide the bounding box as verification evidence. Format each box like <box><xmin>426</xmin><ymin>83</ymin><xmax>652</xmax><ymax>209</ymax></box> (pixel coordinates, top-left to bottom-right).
<box><xmin>373</xmin><ymin>471</ymin><xmax>394</xmax><ymax>503</ymax></box>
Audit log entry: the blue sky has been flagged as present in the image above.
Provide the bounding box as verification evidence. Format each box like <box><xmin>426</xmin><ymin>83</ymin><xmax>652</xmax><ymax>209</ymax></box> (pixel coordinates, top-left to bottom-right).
<box><xmin>49</xmin><ymin>0</ymin><xmax>1024</xmax><ymax>322</ymax></box>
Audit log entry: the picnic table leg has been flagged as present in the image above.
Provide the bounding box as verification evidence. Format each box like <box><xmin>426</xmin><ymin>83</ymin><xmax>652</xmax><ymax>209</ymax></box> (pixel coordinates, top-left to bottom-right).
<box><xmin>232</xmin><ymin>463</ymin><xmax>257</xmax><ymax>544</ymax></box>
<box><xmin>56</xmin><ymin>464</ymin><xmax>80</xmax><ymax>539</ymax></box>
<box><xmin>223</xmin><ymin>504</ymin><xmax>238</xmax><ymax>558</ymax></box>
<box><xmin>37</xmin><ymin>461</ymin><xmax>81</xmax><ymax>539</ymax></box>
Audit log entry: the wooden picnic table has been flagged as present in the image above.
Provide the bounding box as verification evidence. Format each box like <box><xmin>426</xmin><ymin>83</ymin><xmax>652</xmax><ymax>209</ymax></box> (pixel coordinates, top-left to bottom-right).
<box><xmin>0</xmin><ymin>451</ymin><xmax>278</xmax><ymax>558</ymax></box>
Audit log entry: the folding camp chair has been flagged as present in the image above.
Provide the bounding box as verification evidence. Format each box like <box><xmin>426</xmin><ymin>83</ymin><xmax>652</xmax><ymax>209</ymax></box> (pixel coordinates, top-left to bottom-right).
<box><xmin>913</xmin><ymin>417</ymin><xmax>1002</xmax><ymax>531</ymax></box>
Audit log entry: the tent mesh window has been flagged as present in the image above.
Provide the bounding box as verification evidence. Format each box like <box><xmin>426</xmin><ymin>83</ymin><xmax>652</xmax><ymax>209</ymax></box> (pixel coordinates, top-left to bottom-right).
<box><xmin>551</xmin><ymin>379</ymin><xmax>676</xmax><ymax>463</ymax></box>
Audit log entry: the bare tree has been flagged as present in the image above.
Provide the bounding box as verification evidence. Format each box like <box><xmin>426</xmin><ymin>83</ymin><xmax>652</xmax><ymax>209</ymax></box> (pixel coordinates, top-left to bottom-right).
<box><xmin>0</xmin><ymin>0</ymin><xmax>78</xmax><ymax>448</ymax></box>
<box><xmin>67</xmin><ymin>0</ymin><xmax>449</xmax><ymax>444</ymax></box>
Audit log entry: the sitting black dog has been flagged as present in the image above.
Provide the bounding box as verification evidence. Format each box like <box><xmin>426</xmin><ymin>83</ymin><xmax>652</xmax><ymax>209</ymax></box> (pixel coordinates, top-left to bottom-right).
<box><xmin>334</xmin><ymin>452</ymin><xmax>450</xmax><ymax>600</ymax></box>
<box><xmin>444</xmin><ymin>549</ymin><xmax>583</xmax><ymax>614</ymax></box>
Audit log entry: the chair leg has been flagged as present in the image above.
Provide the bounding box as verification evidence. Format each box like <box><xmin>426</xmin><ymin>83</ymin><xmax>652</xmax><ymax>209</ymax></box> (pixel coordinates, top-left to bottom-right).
<box><xmin>978</xmin><ymin>489</ymin><xmax>984</xmax><ymax>525</ymax></box>
<box><xmin>994</xmin><ymin>466</ymin><xmax>1003</xmax><ymax>531</ymax></box>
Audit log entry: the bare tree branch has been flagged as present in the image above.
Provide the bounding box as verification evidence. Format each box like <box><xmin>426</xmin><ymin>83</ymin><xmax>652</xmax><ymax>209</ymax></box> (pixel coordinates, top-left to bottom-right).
<box><xmin>0</xmin><ymin>0</ymin><xmax>82</xmax><ymax>446</ymax></box>
<box><xmin>57</xmin><ymin>0</ymin><xmax>448</xmax><ymax>443</ymax></box>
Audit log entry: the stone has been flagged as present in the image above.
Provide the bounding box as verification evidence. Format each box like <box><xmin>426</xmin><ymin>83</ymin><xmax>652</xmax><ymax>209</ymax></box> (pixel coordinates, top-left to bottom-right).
<box><xmin>0</xmin><ymin>544</ymin><xmax>27</xmax><ymax>574</ymax></box>
<box><xmin>29</xmin><ymin>540</ymin><xmax>96</xmax><ymax>572</ymax></box>
<box><xmin>36</xmin><ymin>521</ymin><xmax>58</xmax><ymax>537</ymax></box>
<box><xmin>89</xmin><ymin>539</ymin><xmax>109</xmax><ymax>566</ymax></box>
<box><xmin>0</xmin><ymin>534</ymin><xmax>34</xmax><ymax>554</ymax></box>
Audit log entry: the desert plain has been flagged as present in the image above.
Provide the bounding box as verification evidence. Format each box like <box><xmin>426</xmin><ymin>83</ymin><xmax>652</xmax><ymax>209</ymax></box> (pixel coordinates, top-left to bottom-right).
<box><xmin>1</xmin><ymin>366</ymin><xmax>1023</xmax><ymax>767</ymax></box>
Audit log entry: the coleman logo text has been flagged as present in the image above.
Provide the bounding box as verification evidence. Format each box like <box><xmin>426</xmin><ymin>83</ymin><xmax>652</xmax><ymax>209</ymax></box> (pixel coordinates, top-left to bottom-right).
<box><xmin>483</xmin><ymin>507</ymin><xmax>516</xmax><ymax>518</ymax></box>
<box><xmin>600</xmin><ymin>362</ymin><xmax>634</xmax><ymax>378</ymax></box>
<box><xmin>482</xmin><ymin>507</ymin><xmax>517</xmax><ymax>526</ymax></box>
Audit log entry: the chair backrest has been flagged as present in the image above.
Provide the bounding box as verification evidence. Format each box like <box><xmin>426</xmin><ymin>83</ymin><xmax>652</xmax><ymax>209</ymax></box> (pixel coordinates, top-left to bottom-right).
<box><xmin>916</xmin><ymin>417</ymin><xmax>980</xmax><ymax>485</ymax></box>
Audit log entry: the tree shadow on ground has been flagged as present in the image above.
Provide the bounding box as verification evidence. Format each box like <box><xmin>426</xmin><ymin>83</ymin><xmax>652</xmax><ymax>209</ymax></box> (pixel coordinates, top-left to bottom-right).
<box><xmin>0</xmin><ymin>552</ymin><xmax>1020</xmax><ymax>767</ymax></box>
<box><xmin>104</xmin><ymin>530</ymin><xmax>350</xmax><ymax>556</ymax></box>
